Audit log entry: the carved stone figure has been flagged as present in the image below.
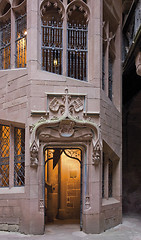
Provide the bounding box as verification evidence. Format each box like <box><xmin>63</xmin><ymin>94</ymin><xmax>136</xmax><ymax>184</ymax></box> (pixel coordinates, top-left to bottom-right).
<box><xmin>30</xmin><ymin>141</ymin><xmax>39</xmax><ymax>168</ymax></box>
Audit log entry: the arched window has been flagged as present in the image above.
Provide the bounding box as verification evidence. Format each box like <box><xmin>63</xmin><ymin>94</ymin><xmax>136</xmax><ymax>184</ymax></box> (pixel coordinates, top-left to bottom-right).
<box><xmin>0</xmin><ymin>1</ymin><xmax>11</xmax><ymax>70</ymax></box>
<box><xmin>41</xmin><ymin>1</ymin><xmax>64</xmax><ymax>75</ymax></box>
<box><xmin>67</xmin><ymin>1</ymin><xmax>89</xmax><ymax>81</ymax></box>
<box><xmin>14</xmin><ymin>0</ymin><xmax>27</xmax><ymax>68</ymax></box>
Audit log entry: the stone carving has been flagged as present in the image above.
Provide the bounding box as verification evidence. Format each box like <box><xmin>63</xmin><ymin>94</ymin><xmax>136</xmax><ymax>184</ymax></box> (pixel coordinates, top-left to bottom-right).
<box><xmin>92</xmin><ymin>151</ymin><xmax>100</xmax><ymax>165</ymax></box>
<box><xmin>39</xmin><ymin>199</ymin><xmax>44</xmax><ymax>212</ymax></box>
<box><xmin>69</xmin><ymin>97</ymin><xmax>83</xmax><ymax>114</ymax></box>
<box><xmin>67</xmin><ymin>0</ymin><xmax>90</xmax><ymax>23</ymax></box>
<box><xmin>40</xmin><ymin>0</ymin><xmax>65</xmax><ymax>19</ymax></box>
<box><xmin>49</xmin><ymin>97</ymin><xmax>65</xmax><ymax>114</ymax></box>
<box><xmin>30</xmin><ymin>140</ymin><xmax>39</xmax><ymax>168</ymax></box>
<box><xmin>48</xmin><ymin>89</ymin><xmax>84</xmax><ymax>117</ymax></box>
<box><xmin>29</xmin><ymin>124</ymin><xmax>35</xmax><ymax>134</ymax></box>
<box><xmin>38</xmin><ymin>116</ymin><xmax>47</xmax><ymax>123</ymax></box>
<box><xmin>59</xmin><ymin>120</ymin><xmax>75</xmax><ymax>137</ymax></box>
<box><xmin>92</xmin><ymin>140</ymin><xmax>102</xmax><ymax>165</ymax></box>
<box><xmin>85</xmin><ymin>196</ymin><xmax>90</xmax><ymax>209</ymax></box>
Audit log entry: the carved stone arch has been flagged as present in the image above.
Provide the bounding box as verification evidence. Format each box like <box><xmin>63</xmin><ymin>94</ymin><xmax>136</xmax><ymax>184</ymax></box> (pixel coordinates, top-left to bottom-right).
<box><xmin>12</xmin><ymin>0</ymin><xmax>26</xmax><ymax>14</ymax></box>
<box><xmin>30</xmin><ymin>115</ymin><xmax>101</xmax><ymax>165</ymax></box>
<box><xmin>67</xmin><ymin>0</ymin><xmax>90</xmax><ymax>23</ymax></box>
<box><xmin>40</xmin><ymin>0</ymin><xmax>65</xmax><ymax>20</ymax></box>
<box><xmin>0</xmin><ymin>0</ymin><xmax>11</xmax><ymax>21</ymax></box>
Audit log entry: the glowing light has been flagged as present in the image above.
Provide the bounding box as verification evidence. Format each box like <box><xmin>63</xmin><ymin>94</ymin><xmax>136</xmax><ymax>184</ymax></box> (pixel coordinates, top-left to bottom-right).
<box><xmin>53</xmin><ymin>58</ymin><xmax>58</xmax><ymax>66</ymax></box>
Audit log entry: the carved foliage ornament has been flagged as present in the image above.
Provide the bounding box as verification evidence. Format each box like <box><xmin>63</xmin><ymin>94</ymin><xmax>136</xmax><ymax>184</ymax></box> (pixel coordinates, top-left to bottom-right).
<box><xmin>40</xmin><ymin>0</ymin><xmax>65</xmax><ymax>19</ymax></box>
<box><xmin>30</xmin><ymin>140</ymin><xmax>39</xmax><ymax>168</ymax></box>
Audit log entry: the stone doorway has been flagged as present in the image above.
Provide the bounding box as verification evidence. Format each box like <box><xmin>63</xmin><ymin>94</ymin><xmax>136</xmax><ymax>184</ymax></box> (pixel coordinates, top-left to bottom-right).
<box><xmin>44</xmin><ymin>147</ymin><xmax>82</xmax><ymax>228</ymax></box>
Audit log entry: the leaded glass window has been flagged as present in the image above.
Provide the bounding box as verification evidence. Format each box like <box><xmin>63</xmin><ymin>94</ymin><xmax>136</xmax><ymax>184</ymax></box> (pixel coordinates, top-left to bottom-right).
<box><xmin>0</xmin><ymin>125</ymin><xmax>10</xmax><ymax>187</ymax></box>
<box><xmin>42</xmin><ymin>17</ymin><xmax>63</xmax><ymax>75</ymax></box>
<box><xmin>15</xmin><ymin>14</ymin><xmax>27</xmax><ymax>68</ymax></box>
<box><xmin>0</xmin><ymin>22</ymin><xmax>11</xmax><ymax>70</ymax></box>
<box><xmin>14</xmin><ymin>128</ymin><xmax>25</xmax><ymax>186</ymax></box>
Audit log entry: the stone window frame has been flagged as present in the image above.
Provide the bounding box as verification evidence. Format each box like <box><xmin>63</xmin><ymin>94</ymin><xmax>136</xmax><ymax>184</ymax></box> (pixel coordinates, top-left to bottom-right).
<box><xmin>0</xmin><ymin>0</ymin><xmax>27</xmax><ymax>70</ymax></box>
<box><xmin>102</xmin><ymin>143</ymin><xmax>120</xmax><ymax>202</ymax></box>
<box><xmin>0</xmin><ymin>123</ymin><xmax>25</xmax><ymax>189</ymax></box>
<box><xmin>102</xmin><ymin>0</ymin><xmax>121</xmax><ymax>109</ymax></box>
<box><xmin>40</xmin><ymin>0</ymin><xmax>90</xmax><ymax>81</ymax></box>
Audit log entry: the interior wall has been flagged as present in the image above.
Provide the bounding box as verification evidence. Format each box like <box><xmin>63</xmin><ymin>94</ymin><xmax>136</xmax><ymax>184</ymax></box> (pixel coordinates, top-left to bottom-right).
<box><xmin>123</xmin><ymin>91</ymin><xmax>141</xmax><ymax>214</ymax></box>
<box><xmin>45</xmin><ymin>149</ymin><xmax>81</xmax><ymax>222</ymax></box>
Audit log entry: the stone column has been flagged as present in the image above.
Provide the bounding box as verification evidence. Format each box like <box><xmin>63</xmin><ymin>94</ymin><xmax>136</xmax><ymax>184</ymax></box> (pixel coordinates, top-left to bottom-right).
<box><xmin>88</xmin><ymin>0</ymin><xmax>102</xmax><ymax>88</ymax></box>
<box><xmin>27</xmin><ymin>0</ymin><xmax>39</xmax><ymax>74</ymax></box>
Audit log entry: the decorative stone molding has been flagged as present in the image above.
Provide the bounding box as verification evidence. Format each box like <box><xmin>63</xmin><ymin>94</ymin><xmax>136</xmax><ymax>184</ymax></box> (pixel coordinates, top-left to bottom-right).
<box><xmin>85</xmin><ymin>196</ymin><xmax>90</xmax><ymax>209</ymax></box>
<box><xmin>59</xmin><ymin>120</ymin><xmax>75</xmax><ymax>137</ymax></box>
<box><xmin>30</xmin><ymin>140</ymin><xmax>39</xmax><ymax>168</ymax></box>
<box><xmin>39</xmin><ymin>199</ymin><xmax>44</xmax><ymax>212</ymax></box>
<box><xmin>92</xmin><ymin>140</ymin><xmax>102</xmax><ymax>165</ymax></box>
<box><xmin>38</xmin><ymin>122</ymin><xmax>93</xmax><ymax>142</ymax></box>
<box><xmin>46</xmin><ymin>88</ymin><xmax>86</xmax><ymax>120</ymax></box>
<box><xmin>40</xmin><ymin>0</ymin><xmax>65</xmax><ymax>19</ymax></box>
<box><xmin>67</xmin><ymin>0</ymin><xmax>90</xmax><ymax>23</ymax></box>
<box><xmin>49</xmin><ymin>95</ymin><xmax>84</xmax><ymax>116</ymax></box>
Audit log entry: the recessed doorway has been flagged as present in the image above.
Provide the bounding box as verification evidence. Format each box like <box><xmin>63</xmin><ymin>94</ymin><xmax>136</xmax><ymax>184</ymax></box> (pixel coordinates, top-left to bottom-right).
<box><xmin>44</xmin><ymin>148</ymin><xmax>82</xmax><ymax>228</ymax></box>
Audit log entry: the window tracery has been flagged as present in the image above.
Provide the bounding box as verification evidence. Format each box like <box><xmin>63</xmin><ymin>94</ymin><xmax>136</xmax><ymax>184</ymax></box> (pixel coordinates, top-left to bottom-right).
<box><xmin>40</xmin><ymin>0</ymin><xmax>90</xmax><ymax>81</ymax></box>
<box><xmin>41</xmin><ymin>0</ymin><xmax>64</xmax><ymax>74</ymax></box>
<box><xmin>67</xmin><ymin>1</ymin><xmax>88</xmax><ymax>81</ymax></box>
<box><xmin>0</xmin><ymin>1</ymin><xmax>11</xmax><ymax>70</ymax></box>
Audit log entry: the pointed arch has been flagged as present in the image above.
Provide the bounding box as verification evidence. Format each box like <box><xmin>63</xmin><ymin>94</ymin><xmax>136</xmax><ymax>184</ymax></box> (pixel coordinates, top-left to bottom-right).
<box><xmin>40</xmin><ymin>0</ymin><xmax>65</xmax><ymax>20</ymax></box>
<box><xmin>67</xmin><ymin>0</ymin><xmax>90</xmax><ymax>23</ymax></box>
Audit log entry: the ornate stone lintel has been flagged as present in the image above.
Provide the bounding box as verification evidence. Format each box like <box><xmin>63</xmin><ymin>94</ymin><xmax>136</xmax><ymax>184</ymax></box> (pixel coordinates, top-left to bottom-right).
<box><xmin>30</xmin><ymin>140</ymin><xmax>39</xmax><ymax>168</ymax></box>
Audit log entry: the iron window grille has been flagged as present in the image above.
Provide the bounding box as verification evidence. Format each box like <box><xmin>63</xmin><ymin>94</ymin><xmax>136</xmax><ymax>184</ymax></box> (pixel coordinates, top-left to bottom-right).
<box><xmin>14</xmin><ymin>128</ymin><xmax>25</xmax><ymax>187</ymax></box>
<box><xmin>67</xmin><ymin>22</ymin><xmax>88</xmax><ymax>81</ymax></box>
<box><xmin>0</xmin><ymin>125</ymin><xmax>10</xmax><ymax>188</ymax></box>
<box><xmin>108</xmin><ymin>159</ymin><xmax>113</xmax><ymax>198</ymax></box>
<box><xmin>15</xmin><ymin>14</ymin><xmax>27</xmax><ymax>68</ymax></box>
<box><xmin>41</xmin><ymin>17</ymin><xmax>63</xmax><ymax>75</ymax></box>
<box><xmin>0</xmin><ymin>22</ymin><xmax>11</xmax><ymax>70</ymax></box>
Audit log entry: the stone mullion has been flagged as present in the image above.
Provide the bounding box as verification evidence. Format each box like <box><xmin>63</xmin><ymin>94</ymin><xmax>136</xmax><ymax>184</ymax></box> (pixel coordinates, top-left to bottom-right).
<box><xmin>62</xmin><ymin>0</ymin><xmax>67</xmax><ymax>76</ymax></box>
<box><xmin>9</xmin><ymin>125</ymin><xmax>14</xmax><ymax>188</ymax></box>
<box><xmin>11</xmin><ymin>8</ymin><xmax>16</xmax><ymax>69</ymax></box>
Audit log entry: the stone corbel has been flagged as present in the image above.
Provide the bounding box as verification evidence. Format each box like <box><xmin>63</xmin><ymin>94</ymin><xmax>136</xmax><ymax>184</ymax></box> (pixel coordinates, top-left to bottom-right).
<box><xmin>135</xmin><ymin>52</ymin><xmax>141</xmax><ymax>76</ymax></box>
<box><xmin>30</xmin><ymin>140</ymin><xmax>39</xmax><ymax>168</ymax></box>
